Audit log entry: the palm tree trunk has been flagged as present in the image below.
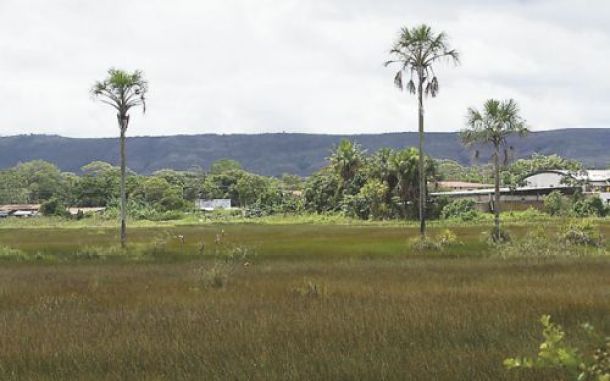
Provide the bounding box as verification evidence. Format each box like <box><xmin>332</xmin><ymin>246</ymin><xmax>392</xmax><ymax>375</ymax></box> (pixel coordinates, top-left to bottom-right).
<box><xmin>118</xmin><ymin>115</ymin><xmax>128</xmax><ymax>248</ymax></box>
<box><xmin>417</xmin><ymin>70</ymin><xmax>426</xmax><ymax>238</ymax></box>
<box><xmin>493</xmin><ymin>146</ymin><xmax>501</xmax><ymax>241</ymax></box>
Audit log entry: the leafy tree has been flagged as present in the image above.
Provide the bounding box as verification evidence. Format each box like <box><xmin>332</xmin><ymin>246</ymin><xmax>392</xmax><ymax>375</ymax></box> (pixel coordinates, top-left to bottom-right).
<box><xmin>152</xmin><ymin>169</ymin><xmax>187</xmax><ymax>187</ymax></box>
<box><xmin>385</xmin><ymin>24</ymin><xmax>459</xmax><ymax>238</ymax></box>
<box><xmin>74</xmin><ymin>161</ymin><xmax>121</xmax><ymax>207</ymax></box>
<box><xmin>200</xmin><ymin>170</ymin><xmax>243</xmax><ymax>203</ymax></box>
<box><xmin>0</xmin><ymin>169</ymin><xmax>28</xmax><ymax>204</ymax></box>
<box><xmin>304</xmin><ymin>167</ymin><xmax>342</xmax><ymax>213</ymax></box>
<box><xmin>280</xmin><ymin>174</ymin><xmax>303</xmax><ymax>192</ymax></box>
<box><xmin>137</xmin><ymin>177</ymin><xmax>172</xmax><ymax>204</ymax></box>
<box><xmin>210</xmin><ymin>159</ymin><xmax>241</xmax><ymax>174</ymax></box>
<box><xmin>504</xmin><ymin>154</ymin><xmax>583</xmax><ymax>186</ymax></box>
<box><xmin>435</xmin><ymin>159</ymin><xmax>493</xmax><ymax>184</ymax></box>
<box><xmin>13</xmin><ymin>160</ymin><xmax>69</xmax><ymax>203</ymax></box>
<box><xmin>461</xmin><ymin>99</ymin><xmax>528</xmax><ymax>242</ymax></box>
<box><xmin>358</xmin><ymin>179</ymin><xmax>389</xmax><ymax>220</ymax></box>
<box><xmin>91</xmin><ymin>68</ymin><xmax>148</xmax><ymax>247</ymax></box>
<box><xmin>235</xmin><ymin>173</ymin><xmax>270</xmax><ymax>208</ymax></box>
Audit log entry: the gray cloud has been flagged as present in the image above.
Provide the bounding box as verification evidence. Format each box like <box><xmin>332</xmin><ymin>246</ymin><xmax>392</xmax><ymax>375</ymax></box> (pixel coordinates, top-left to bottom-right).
<box><xmin>0</xmin><ymin>0</ymin><xmax>608</xmax><ymax>137</ymax></box>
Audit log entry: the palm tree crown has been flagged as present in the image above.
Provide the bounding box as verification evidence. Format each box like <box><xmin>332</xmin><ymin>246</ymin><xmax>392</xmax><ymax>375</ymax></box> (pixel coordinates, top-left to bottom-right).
<box><xmin>461</xmin><ymin>99</ymin><xmax>528</xmax><ymax>149</ymax></box>
<box><xmin>329</xmin><ymin>139</ymin><xmax>365</xmax><ymax>185</ymax></box>
<box><xmin>91</xmin><ymin>68</ymin><xmax>148</xmax><ymax>121</ymax></box>
<box><xmin>385</xmin><ymin>24</ymin><xmax>459</xmax><ymax>96</ymax></box>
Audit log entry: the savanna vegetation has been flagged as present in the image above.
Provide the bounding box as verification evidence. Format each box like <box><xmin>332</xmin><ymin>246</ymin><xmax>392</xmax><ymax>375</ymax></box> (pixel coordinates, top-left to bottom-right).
<box><xmin>0</xmin><ymin>222</ymin><xmax>609</xmax><ymax>380</ymax></box>
<box><xmin>1</xmin><ymin>21</ymin><xmax>609</xmax><ymax>381</ymax></box>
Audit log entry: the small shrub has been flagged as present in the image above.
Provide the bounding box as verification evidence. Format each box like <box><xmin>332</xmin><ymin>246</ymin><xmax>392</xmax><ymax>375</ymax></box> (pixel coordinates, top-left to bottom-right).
<box><xmin>572</xmin><ymin>197</ymin><xmax>607</xmax><ymax>218</ymax></box>
<box><xmin>561</xmin><ymin>221</ymin><xmax>602</xmax><ymax>247</ymax></box>
<box><xmin>40</xmin><ymin>198</ymin><xmax>70</xmax><ymax>218</ymax></box>
<box><xmin>410</xmin><ymin>229</ymin><xmax>461</xmax><ymax>253</ymax></box>
<box><xmin>504</xmin><ymin>315</ymin><xmax>610</xmax><ymax>381</ymax></box>
<box><xmin>441</xmin><ymin>199</ymin><xmax>479</xmax><ymax>221</ymax></box>
<box><xmin>292</xmin><ymin>279</ymin><xmax>328</xmax><ymax>299</ymax></box>
<box><xmin>437</xmin><ymin>229</ymin><xmax>458</xmax><ymax>246</ymax></box>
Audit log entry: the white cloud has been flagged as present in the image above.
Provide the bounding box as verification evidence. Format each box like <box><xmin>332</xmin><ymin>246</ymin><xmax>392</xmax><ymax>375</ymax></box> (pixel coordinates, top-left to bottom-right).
<box><xmin>0</xmin><ymin>0</ymin><xmax>608</xmax><ymax>137</ymax></box>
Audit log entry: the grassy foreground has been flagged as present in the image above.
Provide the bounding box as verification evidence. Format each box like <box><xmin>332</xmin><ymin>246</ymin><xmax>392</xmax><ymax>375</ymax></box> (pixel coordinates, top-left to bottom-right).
<box><xmin>0</xmin><ymin>223</ymin><xmax>609</xmax><ymax>380</ymax></box>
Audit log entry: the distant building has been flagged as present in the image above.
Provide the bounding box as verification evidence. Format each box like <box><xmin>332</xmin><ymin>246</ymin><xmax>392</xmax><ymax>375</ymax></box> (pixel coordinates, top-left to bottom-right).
<box><xmin>67</xmin><ymin>207</ymin><xmax>106</xmax><ymax>216</ymax></box>
<box><xmin>433</xmin><ymin>181</ymin><xmax>494</xmax><ymax>192</ymax></box>
<box><xmin>0</xmin><ymin>204</ymin><xmax>41</xmax><ymax>217</ymax></box>
<box><xmin>431</xmin><ymin>169</ymin><xmax>610</xmax><ymax>212</ymax></box>
<box><xmin>195</xmin><ymin>199</ymin><xmax>232</xmax><ymax>211</ymax></box>
<box><xmin>521</xmin><ymin>170</ymin><xmax>575</xmax><ymax>189</ymax></box>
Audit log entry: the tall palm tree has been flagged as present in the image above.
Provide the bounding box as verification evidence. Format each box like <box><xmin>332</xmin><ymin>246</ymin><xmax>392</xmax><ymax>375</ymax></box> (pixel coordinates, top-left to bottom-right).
<box><xmin>329</xmin><ymin>139</ymin><xmax>365</xmax><ymax>193</ymax></box>
<box><xmin>385</xmin><ymin>24</ymin><xmax>459</xmax><ymax>238</ymax></box>
<box><xmin>460</xmin><ymin>99</ymin><xmax>528</xmax><ymax>241</ymax></box>
<box><xmin>91</xmin><ymin>68</ymin><xmax>147</xmax><ymax>248</ymax></box>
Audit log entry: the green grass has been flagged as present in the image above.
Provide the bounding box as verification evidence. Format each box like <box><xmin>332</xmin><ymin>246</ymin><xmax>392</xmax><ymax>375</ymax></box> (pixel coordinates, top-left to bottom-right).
<box><xmin>0</xmin><ymin>221</ymin><xmax>609</xmax><ymax>380</ymax></box>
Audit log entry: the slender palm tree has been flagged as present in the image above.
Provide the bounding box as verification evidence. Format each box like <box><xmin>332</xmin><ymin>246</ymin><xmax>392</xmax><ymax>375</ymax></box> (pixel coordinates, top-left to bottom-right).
<box><xmin>385</xmin><ymin>24</ymin><xmax>459</xmax><ymax>238</ymax></box>
<box><xmin>460</xmin><ymin>99</ymin><xmax>528</xmax><ymax>241</ymax></box>
<box><xmin>91</xmin><ymin>68</ymin><xmax>147</xmax><ymax>248</ymax></box>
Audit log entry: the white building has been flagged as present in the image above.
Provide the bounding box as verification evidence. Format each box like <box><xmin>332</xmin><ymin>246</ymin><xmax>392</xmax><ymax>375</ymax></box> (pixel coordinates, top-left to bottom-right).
<box><xmin>195</xmin><ymin>199</ymin><xmax>232</xmax><ymax>211</ymax></box>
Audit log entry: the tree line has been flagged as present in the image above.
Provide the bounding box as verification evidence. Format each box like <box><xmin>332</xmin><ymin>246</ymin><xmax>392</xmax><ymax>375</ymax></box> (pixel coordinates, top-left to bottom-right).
<box><xmin>0</xmin><ymin>151</ymin><xmax>587</xmax><ymax>220</ymax></box>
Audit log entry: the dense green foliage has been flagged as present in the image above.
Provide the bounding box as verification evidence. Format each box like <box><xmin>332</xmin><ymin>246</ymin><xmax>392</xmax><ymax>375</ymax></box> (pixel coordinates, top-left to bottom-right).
<box><xmin>0</xmin><ymin>146</ymin><xmax>601</xmax><ymax>222</ymax></box>
<box><xmin>304</xmin><ymin>141</ymin><xmax>438</xmax><ymax>220</ymax></box>
<box><xmin>441</xmin><ymin>199</ymin><xmax>479</xmax><ymax>221</ymax></box>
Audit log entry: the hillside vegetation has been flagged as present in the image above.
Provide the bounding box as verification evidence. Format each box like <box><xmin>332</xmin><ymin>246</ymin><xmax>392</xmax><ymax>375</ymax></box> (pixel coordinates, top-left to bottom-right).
<box><xmin>1</xmin><ymin>128</ymin><xmax>608</xmax><ymax>176</ymax></box>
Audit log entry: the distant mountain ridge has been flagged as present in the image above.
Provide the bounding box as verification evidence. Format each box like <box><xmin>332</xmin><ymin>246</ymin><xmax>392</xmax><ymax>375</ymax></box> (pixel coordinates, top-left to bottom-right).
<box><xmin>0</xmin><ymin>129</ymin><xmax>607</xmax><ymax>176</ymax></box>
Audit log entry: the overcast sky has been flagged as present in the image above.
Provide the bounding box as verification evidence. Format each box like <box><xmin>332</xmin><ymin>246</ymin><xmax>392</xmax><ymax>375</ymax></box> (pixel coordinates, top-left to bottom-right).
<box><xmin>0</xmin><ymin>0</ymin><xmax>608</xmax><ymax>138</ymax></box>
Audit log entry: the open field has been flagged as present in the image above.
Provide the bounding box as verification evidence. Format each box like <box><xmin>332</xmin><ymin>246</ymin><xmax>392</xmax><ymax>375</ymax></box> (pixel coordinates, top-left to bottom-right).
<box><xmin>1</xmin><ymin>222</ymin><xmax>610</xmax><ymax>380</ymax></box>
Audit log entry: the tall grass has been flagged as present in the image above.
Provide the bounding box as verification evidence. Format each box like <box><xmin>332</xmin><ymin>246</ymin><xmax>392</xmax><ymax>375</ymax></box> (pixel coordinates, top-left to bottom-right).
<box><xmin>0</xmin><ymin>223</ymin><xmax>609</xmax><ymax>379</ymax></box>
<box><xmin>0</xmin><ymin>258</ymin><xmax>608</xmax><ymax>379</ymax></box>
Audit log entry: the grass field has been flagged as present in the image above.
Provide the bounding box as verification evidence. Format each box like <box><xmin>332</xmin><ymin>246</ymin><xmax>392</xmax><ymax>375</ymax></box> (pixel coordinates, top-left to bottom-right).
<box><xmin>1</xmin><ymin>221</ymin><xmax>609</xmax><ymax>380</ymax></box>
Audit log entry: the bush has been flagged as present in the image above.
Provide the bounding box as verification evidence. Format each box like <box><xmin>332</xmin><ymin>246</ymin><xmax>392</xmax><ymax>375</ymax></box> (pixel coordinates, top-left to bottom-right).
<box><xmin>40</xmin><ymin>198</ymin><xmax>70</xmax><ymax>217</ymax></box>
<box><xmin>495</xmin><ymin>222</ymin><xmax>606</xmax><ymax>258</ymax></box>
<box><xmin>410</xmin><ymin>229</ymin><xmax>460</xmax><ymax>252</ymax></box>
<box><xmin>544</xmin><ymin>190</ymin><xmax>571</xmax><ymax>216</ymax></box>
<box><xmin>441</xmin><ymin>199</ymin><xmax>479</xmax><ymax>221</ymax></box>
<box><xmin>505</xmin><ymin>315</ymin><xmax>610</xmax><ymax>381</ymax></box>
<box><xmin>561</xmin><ymin>221</ymin><xmax>602</xmax><ymax>247</ymax></box>
<box><xmin>572</xmin><ymin>197</ymin><xmax>607</xmax><ymax>217</ymax></box>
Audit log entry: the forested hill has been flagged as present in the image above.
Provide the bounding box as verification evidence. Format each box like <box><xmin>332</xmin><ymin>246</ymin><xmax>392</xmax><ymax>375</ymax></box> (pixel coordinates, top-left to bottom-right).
<box><xmin>0</xmin><ymin>129</ymin><xmax>607</xmax><ymax>176</ymax></box>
